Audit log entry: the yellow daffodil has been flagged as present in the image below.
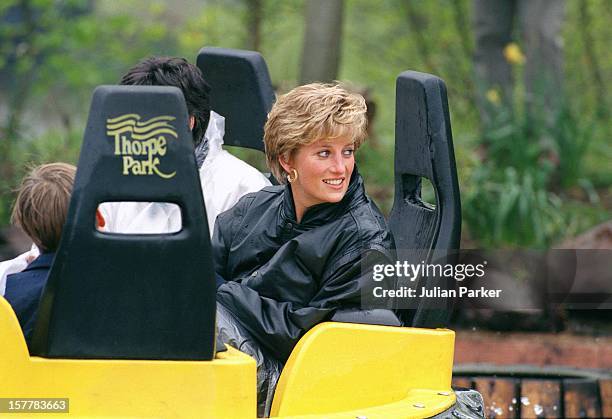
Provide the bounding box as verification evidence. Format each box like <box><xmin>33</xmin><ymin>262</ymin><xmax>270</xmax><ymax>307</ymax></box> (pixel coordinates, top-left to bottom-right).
<box><xmin>504</xmin><ymin>43</ymin><xmax>526</xmax><ymax>65</ymax></box>
<box><xmin>486</xmin><ymin>88</ymin><xmax>501</xmax><ymax>105</ymax></box>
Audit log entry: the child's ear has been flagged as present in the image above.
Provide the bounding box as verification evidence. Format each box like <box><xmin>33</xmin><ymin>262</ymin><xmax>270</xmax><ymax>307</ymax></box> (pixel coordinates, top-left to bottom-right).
<box><xmin>95</xmin><ymin>209</ymin><xmax>106</xmax><ymax>229</ymax></box>
<box><xmin>189</xmin><ymin>115</ymin><xmax>195</xmax><ymax>131</ymax></box>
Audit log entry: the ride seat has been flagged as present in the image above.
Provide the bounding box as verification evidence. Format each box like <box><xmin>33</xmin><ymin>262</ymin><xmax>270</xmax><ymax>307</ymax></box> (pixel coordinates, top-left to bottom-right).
<box><xmin>31</xmin><ymin>86</ymin><xmax>217</xmax><ymax>360</ymax></box>
<box><xmin>197</xmin><ymin>47</ymin><xmax>275</xmax><ymax>154</ymax></box>
<box><xmin>389</xmin><ymin>72</ymin><xmax>462</xmax><ymax>328</ymax></box>
<box><xmin>270</xmin><ymin>322</ymin><xmax>456</xmax><ymax>417</ymax></box>
<box><xmin>0</xmin><ymin>296</ymin><xmax>256</xmax><ymax>418</ymax></box>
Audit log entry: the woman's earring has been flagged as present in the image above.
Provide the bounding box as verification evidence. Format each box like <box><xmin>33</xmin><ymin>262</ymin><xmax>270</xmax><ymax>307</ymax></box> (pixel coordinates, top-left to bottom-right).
<box><xmin>287</xmin><ymin>169</ymin><xmax>298</xmax><ymax>183</ymax></box>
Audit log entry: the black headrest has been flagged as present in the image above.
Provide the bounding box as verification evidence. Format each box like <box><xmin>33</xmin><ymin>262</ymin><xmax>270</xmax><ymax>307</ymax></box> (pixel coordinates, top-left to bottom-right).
<box><xmin>388</xmin><ymin>72</ymin><xmax>461</xmax><ymax>328</ymax></box>
<box><xmin>196</xmin><ymin>47</ymin><xmax>275</xmax><ymax>152</ymax></box>
<box><xmin>32</xmin><ymin>85</ymin><xmax>216</xmax><ymax>360</ymax></box>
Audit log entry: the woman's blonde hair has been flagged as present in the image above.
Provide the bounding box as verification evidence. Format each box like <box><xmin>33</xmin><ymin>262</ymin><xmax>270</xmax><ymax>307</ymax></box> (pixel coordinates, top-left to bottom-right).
<box><xmin>264</xmin><ymin>83</ymin><xmax>367</xmax><ymax>183</ymax></box>
<box><xmin>11</xmin><ymin>163</ymin><xmax>76</xmax><ymax>253</ymax></box>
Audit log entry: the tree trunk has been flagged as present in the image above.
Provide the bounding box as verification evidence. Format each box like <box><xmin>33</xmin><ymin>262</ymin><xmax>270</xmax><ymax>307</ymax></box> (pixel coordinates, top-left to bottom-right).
<box><xmin>299</xmin><ymin>0</ymin><xmax>344</xmax><ymax>84</ymax></box>
<box><xmin>245</xmin><ymin>0</ymin><xmax>262</xmax><ymax>51</ymax></box>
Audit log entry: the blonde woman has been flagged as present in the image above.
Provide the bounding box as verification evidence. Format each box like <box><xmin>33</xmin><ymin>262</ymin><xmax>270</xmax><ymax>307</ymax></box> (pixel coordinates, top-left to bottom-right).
<box><xmin>213</xmin><ymin>83</ymin><xmax>395</xmax><ymax>414</ymax></box>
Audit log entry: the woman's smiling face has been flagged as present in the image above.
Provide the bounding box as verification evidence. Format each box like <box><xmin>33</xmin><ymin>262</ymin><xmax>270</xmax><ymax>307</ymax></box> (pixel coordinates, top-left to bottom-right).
<box><xmin>281</xmin><ymin>135</ymin><xmax>355</xmax><ymax>222</ymax></box>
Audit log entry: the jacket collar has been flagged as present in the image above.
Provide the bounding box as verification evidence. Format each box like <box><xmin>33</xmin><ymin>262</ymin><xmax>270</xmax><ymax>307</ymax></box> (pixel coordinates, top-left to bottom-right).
<box><xmin>24</xmin><ymin>252</ymin><xmax>55</xmax><ymax>272</ymax></box>
<box><xmin>280</xmin><ymin>167</ymin><xmax>367</xmax><ymax>229</ymax></box>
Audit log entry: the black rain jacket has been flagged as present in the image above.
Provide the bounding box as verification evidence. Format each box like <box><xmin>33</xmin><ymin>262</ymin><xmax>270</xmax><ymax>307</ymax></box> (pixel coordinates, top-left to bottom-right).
<box><xmin>213</xmin><ymin>170</ymin><xmax>396</xmax><ymax>362</ymax></box>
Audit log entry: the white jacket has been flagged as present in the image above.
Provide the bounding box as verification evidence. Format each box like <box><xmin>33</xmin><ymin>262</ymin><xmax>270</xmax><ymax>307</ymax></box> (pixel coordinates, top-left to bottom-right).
<box><xmin>0</xmin><ymin>111</ymin><xmax>270</xmax><ymax>294</ymax></box>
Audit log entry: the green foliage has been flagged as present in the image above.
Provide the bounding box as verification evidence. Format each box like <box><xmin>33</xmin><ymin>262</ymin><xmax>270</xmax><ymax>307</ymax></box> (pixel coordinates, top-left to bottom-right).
<box><xmin>552</xmin><ymin>107</ymin><xmax>595</xmax><ymax>189</ymax></box>
<box><xmin>178</xmin><ymin>1</ymin><xmax>246</xmax><ymax>53</ymax></box>
<box><xmin>463</xmin><ymin>166</ymin><xmax>566</xmax><ymax>248</ymax></box>
<box><xmin>355</xmin><ymin>140</ymin><xmax>395</xmax><ymax>213</ymax></box>
<box><xmin>0</xmin><ymin>128</ymin><xmax>83</xmax><ymax>228</ymax></box>
<box><xmin>460</xmin><ymin>81</ymin><xmax>605</xmax><ymax>247</ymax></box>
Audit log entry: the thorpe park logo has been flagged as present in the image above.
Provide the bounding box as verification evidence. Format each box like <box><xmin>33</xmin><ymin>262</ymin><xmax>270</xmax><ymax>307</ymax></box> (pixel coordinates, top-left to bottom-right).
<box><xmin>106</xmin><ymin>114</ymin><xmax>177</xmax><ymax>179</ymax></box>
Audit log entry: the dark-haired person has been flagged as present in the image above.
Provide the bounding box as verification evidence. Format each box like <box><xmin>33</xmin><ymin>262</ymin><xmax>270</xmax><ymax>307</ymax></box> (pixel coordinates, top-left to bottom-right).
<box><xmin>100</xmin><ymin>56</ymin><xmax>271</xmax><ymax>234</ymax></box>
